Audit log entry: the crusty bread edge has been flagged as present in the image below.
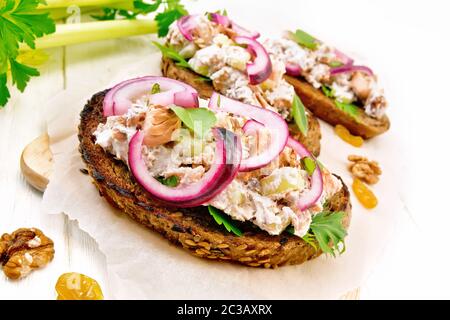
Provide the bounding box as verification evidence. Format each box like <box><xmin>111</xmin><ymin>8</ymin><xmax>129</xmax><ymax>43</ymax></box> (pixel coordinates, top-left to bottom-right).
<box><xmin>285</xmin><ymin>75</ymin><xmax>390</xmax><ymax>139</ymax></box>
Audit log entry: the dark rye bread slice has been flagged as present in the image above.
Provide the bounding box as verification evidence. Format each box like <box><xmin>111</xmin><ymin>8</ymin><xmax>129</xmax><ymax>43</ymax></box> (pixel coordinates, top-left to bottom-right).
<box><xmin>78</xmin><ymin>90</ymin><xmax>352</xmax><ymax>268</ymax></box>
<box><xmin>285</xmin><ymin>75</ymin><xmax>390</xmax><ymax>139</ymax></box>
<box><xmin>162</xmin><ymin>57</ymin><xmax>322</xmax><ymax>156</ymax></box>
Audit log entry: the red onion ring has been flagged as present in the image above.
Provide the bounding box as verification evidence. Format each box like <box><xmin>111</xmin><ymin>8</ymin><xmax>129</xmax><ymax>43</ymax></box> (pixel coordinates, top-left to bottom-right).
<box><xmin>231</xmin><ymin>22</ymin><xmax>260</xmax><ymax>39</ymax></box>
<box><xmin>103</xmin><ymin>76</ymin><xmax>199</xmax><ymax>117</ymax></box>
<box><xmin>235</xmin><ymin>36</ymin><xmax>272</xmax><ymax>85</ymax></box>
<box><xmin>243</xmin><ymin>120</ymin><xmax>323</xmax><ymax>211</ymax></box>
<box><xmin>129</xmin><ymin>127</ymin><xmax>242</xmax><ymax>208</ymax></box>
<box><xmin>330</xmin><ymin>65</ymin><xmax>374</xmax><ymax>77</ymax></box>
<box><xmin>285</xmin><ymin>63</ymin><xmax>302</xmax><ymax>76</ymax></box>
<box><xmin>287</xmin><ymin>137</ymin><xmax>323</xmax><ymax>210</ymax></box>
<box><xmin>333</xmin><ymin>48</ymin><xmax>354</xmax><ymax>66</ymax></box>
<box><xmin>208</xmin><ymin>12</ymin><xmax>260</xmax><ymax>39</ymax></box>
<box><xmin>177</xmin><ymin>14</ymin><xmax>199</xmax><ymax>41</ymax></box>
<box><xmin>208</xmin><ymin>93</ymin><xmax>288</xmax><ymax>172</ymax></box>
<box><xmin>209</xmin><ymin>12</ymin><xmax>231</xmax><ymax>27</ymax></box>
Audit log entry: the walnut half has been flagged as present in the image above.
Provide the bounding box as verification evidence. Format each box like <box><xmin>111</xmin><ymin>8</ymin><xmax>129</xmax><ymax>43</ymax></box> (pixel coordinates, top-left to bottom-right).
<box><xmin>348</xmin><ymin>155</ymin><xmax>382</xmax><ymax>185</ymax></box>
<box><xmin>0</xmin><ymin>228</ymin><xmax>55</xmax><ymax>280</ymax></box>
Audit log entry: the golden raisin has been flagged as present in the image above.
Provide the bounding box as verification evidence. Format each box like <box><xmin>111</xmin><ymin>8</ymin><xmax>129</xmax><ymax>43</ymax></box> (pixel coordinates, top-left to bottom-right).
<box><xmin>334</xmin><ymin>125</ymin><xmax>363</xmax><ymax>147</ymax></box>
<box><xmin>352</xmin><ymin>178</ymin><xmax>378</xmax><ymax>209</ymax></box>
<box><xmin>56</xmin><ymin>272</ymin><xmax>104</xmax><ymax>300</ymax></box>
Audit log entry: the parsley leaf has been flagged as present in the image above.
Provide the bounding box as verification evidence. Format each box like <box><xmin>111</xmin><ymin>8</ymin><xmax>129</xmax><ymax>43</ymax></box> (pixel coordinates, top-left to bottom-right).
<box><xmin>301</xmin><ymin>157</ymin><xmax>316</xmax><ymax>176</ymax></box>
<box><xmin>155</xmin><ymin>8</ymin><xmax>185</xmax><ymax>37</ymax></box>
<box><xmin>152</xmin><ymin>41</ymin><xmax>191</xmax><ymax>69</ymax></box>
<box><xmin>292</xmin><ymin>29</ymin><xmax>318</xmax><ymax>50</ymax></box>
<box><xmin>92</xmin><ymin>0</ymin><xmax>162</xmax><ymax>21</ymax></box>
<box><xmin>171</xmin><ymin>106</ymin><xmax>217</xmax><ymax>138</ymax></box>
<box><xmin>322</xmin><ymin>85</ymin><xmax>360</xmax><ymax>120</ymax></box>
<box><xmin>16</xmin><ymin>49</ymin><xmax>49</xmax><ymax>67</ymax></box>
<box><xmin>152</xmin><ymin>41</ymin><xmax>212</xmax><ymax>82</ymax></box>
<box><xmin>329</xmin><ymin>61</ymin><xmax>344</xmax><ymax>68</ymax></box>
<box><xmin>335</xmin><ymin>100</ymin><xmax>359</xmax><ymax>120</ymax></box>
<box><xmin>310</xmin><ymin>211</ymin><xmax>347</xmax><ymax>257</ymax></box>
<box><xmin>0</xmin><ymin>0</ymin><xmax>56</xmax><ymax>107</ymax></box>
<box><xmin>286</xmin><ymin>211</ymin><xmax>346</xmax><ymax>257</ymax></box>
<box><xmin>156</xmin><ymin>175</ymin><xmax>179</xmax><ymax>187</ymax></box>
<box><xmin>301</xmin><ymin>232</ymin><xmax>318</xmax><ymax>251</ymax></box>
<box><xmin>286</xmin><ymin>227</ymin><xmax>318</xmax><ymax>251</ymax></box>
<box><xmin>91</xmin><ymin>0</ymin><xmax>187</xmax><ymax>37</ymax></box>
<box><xmin>208</xmin><ymin>206</ymin><xmax>242</xmax><ymax>237</ymax></box>
<box><xmin>196</xmin><ymin>76</ymin><xmax>213</xmax><ymax>83</ymax></box>
<box><xmin>9</xmin><ymin>58</ymin><xmax>40</xmax><ymax>92</ymax></box>
<box><xmin>321</xmin><ymin>85</ymin><xmax>334</xmax><ymax>98</ymax></box>
<box><xmin>292</xmin><ymin>94</ymin><xmax>308</xmax><ymax>136</ymax></box>
<box><xmin>0</xmin><ymin>74</ymin><xmax>10</xmax><ymax>106</ymax></box>
<box><xmin>151</xmin><ymin>83</ymin><xmax>161</xmax><ymax>94</ymax></box>
<box><xmin>134</xmin><ymin>0</ymin><xmax>163</xmax><ymax>15</ymax></box>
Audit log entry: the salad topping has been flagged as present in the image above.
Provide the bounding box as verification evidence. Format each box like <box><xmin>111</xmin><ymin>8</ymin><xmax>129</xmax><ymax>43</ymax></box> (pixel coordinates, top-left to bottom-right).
<box><xmin>94</xmin><ymin>77</ymin><xmax>342</xmax><ymax>238</ymax></box>
<box><xmin>165</xmin><ymin>14</ymin><xmax>295</xmax><ymax>119</ymax></box>
<box><xmin>264</xmin><ymin>32</ymin><xmax>387</xmax><ymax>119</ymax></box>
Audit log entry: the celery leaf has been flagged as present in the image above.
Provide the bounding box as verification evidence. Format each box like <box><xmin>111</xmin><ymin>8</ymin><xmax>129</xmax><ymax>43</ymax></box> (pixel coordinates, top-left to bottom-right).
<box><xmin>0</xmin><ymin>0</ymin><xmax>55</xmax><ymax>106</ymax></box>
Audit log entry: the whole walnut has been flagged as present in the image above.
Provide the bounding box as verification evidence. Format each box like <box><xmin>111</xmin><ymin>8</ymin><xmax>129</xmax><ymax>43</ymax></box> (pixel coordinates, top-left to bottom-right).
<box><xmin>0</xmin><ymin>228</ymin><xmax>55</xmax><ymax>280</ymax></box>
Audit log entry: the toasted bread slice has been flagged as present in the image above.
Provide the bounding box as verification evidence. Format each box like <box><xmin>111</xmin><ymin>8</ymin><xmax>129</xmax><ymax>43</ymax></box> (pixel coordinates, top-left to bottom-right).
<box><xmin>285</xmin><ymin>75</ymin><xmax>390</xmax><ymax>139</ymax></box>
<box><xmin>162</xmin><ymin>57</ymin><xmax>322</xmax><ymax>156</ymax></box>
<box><xmin>78</xmin><ymin>90</ymin><xmax>352</xmax><ymax>268</ymax></box>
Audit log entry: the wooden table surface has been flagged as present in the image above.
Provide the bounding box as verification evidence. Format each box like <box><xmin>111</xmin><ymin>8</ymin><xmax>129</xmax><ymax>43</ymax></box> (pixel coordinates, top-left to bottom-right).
<box><xmin>1</xmin><ymin>0</ymin><xmax>450</xmax><ymax>299</ymax></box>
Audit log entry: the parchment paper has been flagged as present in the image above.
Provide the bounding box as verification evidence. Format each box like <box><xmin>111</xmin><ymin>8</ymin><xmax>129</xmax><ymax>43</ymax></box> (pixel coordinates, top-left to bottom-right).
<box><xmin>41</xmin><ymin>48</ymin><xmax>404</xmax><ymax>299</ymax></box>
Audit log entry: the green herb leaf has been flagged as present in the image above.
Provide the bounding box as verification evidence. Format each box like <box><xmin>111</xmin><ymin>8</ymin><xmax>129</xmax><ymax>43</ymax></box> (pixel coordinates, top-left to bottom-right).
<box><xmin>91</xmin><ymin>8</ymin><xmax>121</xmax><ymax>21</ymax></box>
<box><xmin>321</xmin><ymin>85</ymin><xmax>334</xmax><ymax>98</ymax></box>
<box><xmin>152</xmin><ymin>41</ymin><xmax>192</xmax><ymax>69</ymax></box>
<box><xmin>208</xmin><ymin>9</ymin><xmax>228</xmax><ymax>20</ymax></box>
<box><xmin>335</xmin><ymin>100</ymin><xmax>359</xmax><ymax>119</ymax></box>
<box><xmin>134</xmin><ymin>0</ymin><xmax>163</xmax><ymax>14</ymax></box>
<box><xmin>152</xmin><ymin>42</ymin><xmax>212</xmax><ymax>82</ymax></box>
<box><xmin>151</xmin><ymin>83</ymin><xmax>161</xmax><ymax>94</ymax></box>
<box><xmin>156</xmin><ymin>175</ymin><xmax>179</xmax><ymax>187</ymax></box>
<box><xmin>292</xmin><ymin>94</ymin><xmax>308</xmax><ymax>136</ymax></box>
<box><xmin>0</xmin><ymin>73</ymin><xmax>10</xmax><ymax>106</ymax></box>
<box><xmin>171</xmin><ymin>106</ymin><xmax>217</xmax><ymax>137</ymax></box>
<box><xmin>310</xmin><ymin>211</ymin><xmax>347</xmax><ymax>257</ymax></box>
<box><xmin>322</xmin><ymin>85</ymin><xmax>360</xmax><ymax>120</ymax></box>
<box><xmin>9</xmin><ymin>59</ymin><xmax>40</xmax><ymax>92</ymax></box>
<box><xmin>92</xmin><ymin>0</ymin><xmax>162</xmax><ymax>21</ymax></box>
<box><xmin>302</xmin><ymin>232</ymin><xmax>318</xmax><ymax>251</ymax></box>
<box><xmin>301</xmin><ymin>157</ymin><xmax>316</xmax><ymax>176</ymax></box>
<box><xmin>285</xmin><ymin>211</ymin><xmax>346</xmax><ymax>255</ymax></box>
<box><xmin>196</xmin><ymin>76</ymin><xmax>213</xmax><ymax>83</ymax></box>
<box><xmin>286</xmin><ymin>227</ymin><xmax>318</xmax><ymax>251</ymax></box>
<box><xmin>286</xmin><ymin>226</ymin><xmax>295</xmax><ymax>235</ymax></box>
<box><xmin>329</xmin><ymin>61</ymin><xmax>344</xmax><ymax>68</ymax></box>
<box><xmin>0</xmin><ymin>0</ymin><xmax>56</xmax><ymax>106</ymax></box>
<box><xmin>292</xmin><ymin>29</ymin><xmax>318</xmax><ymax>50</ymax></box>
<box><xmin>155</xmin><ymin>0</ymin><xmax>188</xmax><ymax>37</ymax></box>
<box><xmin>91</xmin><ymin>0</ymin><xmax>187</xmax><ymax>37</ymax></box>
<box><xmin>208</xmin><ymin>206</ymin><xmax>243</xmax><ymax>237</ymax></box>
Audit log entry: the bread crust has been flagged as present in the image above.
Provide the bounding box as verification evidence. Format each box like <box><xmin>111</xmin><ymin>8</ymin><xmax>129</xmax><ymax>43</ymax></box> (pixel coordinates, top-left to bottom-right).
<box><xmin>161</xmin><ymin>57</ymin><xmax>322</xmax><ymax>156</ymax></box>
<box><xmin>285</xmin><ymin>75</ymin><xmax>390</xmax><ymax>139</ymax></box>
<box><xmin>78</xmin><ymin>90</ymin><xmax>351</xmax><ymax>268</ymax></box>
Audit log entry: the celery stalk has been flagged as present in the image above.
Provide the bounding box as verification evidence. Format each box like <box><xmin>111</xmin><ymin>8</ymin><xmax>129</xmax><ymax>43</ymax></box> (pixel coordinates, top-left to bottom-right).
<box><xmin>38</xmin><ymin>6</ymin><xmax>101</xmax><ymax>20</ymax></box>
<box><xmin>19</xmin><ymin>20</ymin><xmax>157</xmax><ymax>51</ymax></box>
<box><xmin>37</xmin><ymin>1</ymin><xmax>135</xmax><ymax>21</ymax></box>
<box><xmin>38</xmin><ymin>0</ymin><xmax>134</xmax><ymax>10</ymax></box>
